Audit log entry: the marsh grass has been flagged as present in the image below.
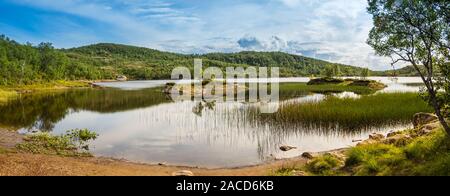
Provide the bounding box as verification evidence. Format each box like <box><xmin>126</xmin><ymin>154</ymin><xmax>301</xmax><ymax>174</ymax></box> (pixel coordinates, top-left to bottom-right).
<box><xmin>17</xmin><ymin>129</ymin><xmax>98</xmax><ymax>157</ymax></box>
<box><xmin>256</xmin><ymin>93</ymin><xmax>432</xmax><ymax>131</ymax></box>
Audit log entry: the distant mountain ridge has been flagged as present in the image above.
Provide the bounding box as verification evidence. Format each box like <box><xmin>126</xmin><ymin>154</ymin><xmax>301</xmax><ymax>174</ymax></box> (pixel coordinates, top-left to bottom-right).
<box><xmin>0</xmin><ymin>36</ymin><xmax>418</xmax><ymax>85</ymax></box>
<box><xmin>66</xmin><ymin>43</ymin><xmax>409</xmax><ymax>79</ymax></box>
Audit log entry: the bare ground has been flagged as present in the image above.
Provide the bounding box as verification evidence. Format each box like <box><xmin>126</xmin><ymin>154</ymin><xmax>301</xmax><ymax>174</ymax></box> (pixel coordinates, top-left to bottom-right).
<box><xmin>0</xmin><ymin>128</ymin><xmax>308</xmax><ymax>176</ymax></box>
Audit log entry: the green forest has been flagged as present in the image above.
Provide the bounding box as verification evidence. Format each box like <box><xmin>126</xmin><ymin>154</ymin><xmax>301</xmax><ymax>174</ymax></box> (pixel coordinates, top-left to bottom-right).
<box><xmin>0</xmin><ymin>35</ymin><xmax>415</xmax><ymax>85</ymax></box>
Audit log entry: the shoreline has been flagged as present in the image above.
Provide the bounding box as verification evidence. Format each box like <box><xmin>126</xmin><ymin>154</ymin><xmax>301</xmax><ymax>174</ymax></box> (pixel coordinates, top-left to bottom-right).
<box><xmin>0</xmin><ymin>127</ymin><xmax>348</xmax><ymax>176</ymax></box>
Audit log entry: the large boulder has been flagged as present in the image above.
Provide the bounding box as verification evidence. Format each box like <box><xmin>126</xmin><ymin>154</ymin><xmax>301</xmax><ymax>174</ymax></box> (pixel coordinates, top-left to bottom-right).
<box><xmin>413</xmin><ymin>113</ymin><xmax>438</xmax><ymax>128</ymax></box>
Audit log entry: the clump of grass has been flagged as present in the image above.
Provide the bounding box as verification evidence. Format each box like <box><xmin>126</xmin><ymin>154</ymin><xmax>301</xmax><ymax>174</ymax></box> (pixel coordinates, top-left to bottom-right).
<box><xmin>17</xmin><ymin>129</ymin><xmax>98</xmax><ymax>157</ymax></box>
<box><xmin>345</xmin><ymin>143</ymin><xmax>406</xmax><ymax>176</ymax></box>
<box><xmin>272</xmin><ymin>165</ymin><xmax>301</xmax><ymax>176</ymax></box>
<box><xmin>305</xmin><ymin>154</ymin><xmax>345</xmax><ymax>176</ymax></box>
<box><xmin>257</xmin><ymin>93</ymin><xmax>432</xmax><ymax>131</ymax></box>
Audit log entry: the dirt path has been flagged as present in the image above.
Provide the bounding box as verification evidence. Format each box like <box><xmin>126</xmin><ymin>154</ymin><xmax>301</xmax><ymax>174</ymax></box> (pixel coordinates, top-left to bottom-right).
<box><xmin>0</xmin><ymin>128</ymin><xmax>308</xmax><ymax>176</ymax></box>
<box><xmin>0</xmin><ymin>152</ymin><xmax>307</xmax><ymax>176</ymax></box>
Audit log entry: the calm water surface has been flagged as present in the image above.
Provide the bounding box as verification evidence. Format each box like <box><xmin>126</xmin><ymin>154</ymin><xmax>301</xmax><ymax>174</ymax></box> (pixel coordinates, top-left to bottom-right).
<box><xmin>0</xmin><ymin>77</ymin><xmax>423</xmax><ymax>168</ymax></box>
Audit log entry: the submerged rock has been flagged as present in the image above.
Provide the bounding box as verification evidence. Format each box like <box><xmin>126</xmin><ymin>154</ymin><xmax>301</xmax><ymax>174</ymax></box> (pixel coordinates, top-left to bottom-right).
<box><xmin>172</xmin><ymin>170</ymin><xmax>194</xmax><ymax>176</ymax></box>
<box><xmin>280</xmin><ymin>146</ymin><xmax>297</xmax><ymax>152</ymax></box>
<box><xmin>413</xmin><ymin>113</ymin><xmax>438</xmax><ymax>128</ymax></box>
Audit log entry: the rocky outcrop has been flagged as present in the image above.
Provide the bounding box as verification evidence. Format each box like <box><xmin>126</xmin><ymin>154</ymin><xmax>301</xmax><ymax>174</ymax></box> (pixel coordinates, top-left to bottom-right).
<box><xmin>383</xmin><ymin>134</ymin><xmax>412</xmax><ymax>146</ymax></box>
<box><xmin>413</xmin><ymin>113</ymin><xmax>438</xmax><ymax>129</ymax></box>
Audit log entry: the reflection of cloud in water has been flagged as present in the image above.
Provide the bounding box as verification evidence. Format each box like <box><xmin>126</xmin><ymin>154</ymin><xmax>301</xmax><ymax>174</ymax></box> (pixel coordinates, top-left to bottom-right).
<box><xmin>48</xmin><ymin>92</ymin><xmax>409</xmax><ymax>168</ymax></box>
<box><xmin>6</xmin><ymin>77</ymin><xmax>422</xmax><ymax>168</ymax></box>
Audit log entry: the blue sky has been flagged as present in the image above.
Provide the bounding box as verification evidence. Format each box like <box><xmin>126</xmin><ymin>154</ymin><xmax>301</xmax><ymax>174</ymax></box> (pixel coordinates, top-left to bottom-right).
<box><xmin>0</xmin><ymin>0</ymin><xmax>394</xmax><ymax>70</ymax></box>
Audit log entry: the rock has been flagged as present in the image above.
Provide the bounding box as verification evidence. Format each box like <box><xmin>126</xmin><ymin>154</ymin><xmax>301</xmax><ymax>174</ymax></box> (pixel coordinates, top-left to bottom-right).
<box><xmin>116</xmin><ymin>75</ymin><xmax>128</xmax><ymax>81</ymax></box>
<box><xmin>369</xmin><ymin>133</ymin><xmax>385</xmax><ymax>141</ymax></box>
<box><xmin>158</xmin><ymin>162</ymin><xmax>166</xmax><ymax>166</ymax></box>
<box><xmin>352</xmin><ymin>139</ymin><xmax>363</xmax><ymax>143</ymax></box>
<box><xmin>301</xmin><ymin>152</ymin><xmax>314</xmax><ymax>159</ymax></box>
<box><xmin>280</xmin><ymin>145</ymin><xmax>297</xmax><ymax>152</ymax></box>
<box><xmin>387</xmin><ymin>131</ymin><xmax>402</xmax><ymax>138</ymax></box>
<box><xmin>292</xmin><ymin>171</ymin><xmax>307</xmax><ymax>176</ymax></box>
<box><xmin>172</xmin><ymin>170</ymin><xmax>194</xmax><ymax>176</ymax></box>
<box><xmin>357</xmin><ymin>139</ymin><xmax>378</xmax><ymax>146</ymax></box>
<box><xmin>383</xmin><ymin>134</ymin><xmax>412</xmax><ymax>146</ymax></box>
<box><xmin>417</xmin><ymin>125</ymin><xmax>436</xmax><ymax>136</ymax></box>
<box><xmin>413</xmin><ymin>113</ymin><xmax>438</xmax><ymax>128</ymax></box>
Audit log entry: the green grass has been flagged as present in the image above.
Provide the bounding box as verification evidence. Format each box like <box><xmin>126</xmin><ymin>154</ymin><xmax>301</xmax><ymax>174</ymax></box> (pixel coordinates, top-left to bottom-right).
<box><xmin>257</xmin><ymin>93</ymin><xmax>432</xmax><ymax>131</ymax></box>
<box><xmin>344</xmin><ymin>128</ymin><xmax>450</xmax><ymax>176</ymax></box>
<box><xmin>305</xmin><ymin>154</ymin><xmax>345</xmax><ymax>176</ymax></box>
<box><xmin>275</xmin><ymin>126</ymin><xmax>450</xmax><ymax>176</ymax></box>
<box><xmin>16</xmin><ymin>129</ymin><xmax>98</xmax><ymax>157</ymax></box>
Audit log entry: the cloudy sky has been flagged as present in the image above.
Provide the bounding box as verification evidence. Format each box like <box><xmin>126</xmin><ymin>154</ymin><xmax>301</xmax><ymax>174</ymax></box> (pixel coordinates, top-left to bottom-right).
<box><xmin>0</xmin><ymin>0</ymin><xmax>396</xmax><ymax>70</ymax></box>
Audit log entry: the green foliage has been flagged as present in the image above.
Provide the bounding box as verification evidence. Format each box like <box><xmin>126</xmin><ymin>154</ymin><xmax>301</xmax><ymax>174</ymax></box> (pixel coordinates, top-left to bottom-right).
<box><xmin>16</xmin><ymin>129</ymin><xmax>98</xmax><ymax>156</ymax></box>
<box><xmin>0</xmin><ymin>36</ymin><xmax>380</xmax><ymax>84</ymax></box>
<box><xmin>366</xmin><ymin>0</ymin><xmax>450</xmax><ymax>133</ymax></box>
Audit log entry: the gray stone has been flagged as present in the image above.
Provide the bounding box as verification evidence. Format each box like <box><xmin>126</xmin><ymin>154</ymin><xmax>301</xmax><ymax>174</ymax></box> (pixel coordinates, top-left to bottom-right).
<box><xmin>413</xmin><ymin>113</ymin><xmax>438</xmax><ymax>128</ymax></box>
<box><xmin>172</xmin><ymin>170</ymin><xmax>194</xmax><ymax>176</ymax></box>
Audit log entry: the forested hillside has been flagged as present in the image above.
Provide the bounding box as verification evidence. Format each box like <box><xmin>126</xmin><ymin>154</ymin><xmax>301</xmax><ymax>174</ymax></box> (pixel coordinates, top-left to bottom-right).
<box><xmin>0</xmin><ymin>35</ymin><xmax>417</xmax><ymax>85</ymax></box>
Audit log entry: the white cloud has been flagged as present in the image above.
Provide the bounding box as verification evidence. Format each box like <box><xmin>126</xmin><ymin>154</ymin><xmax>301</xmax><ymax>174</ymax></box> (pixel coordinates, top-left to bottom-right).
<box><xmin>4</xmin><ymin>0</ymin><xmax>396</xmax><ymax>70</ymax></box>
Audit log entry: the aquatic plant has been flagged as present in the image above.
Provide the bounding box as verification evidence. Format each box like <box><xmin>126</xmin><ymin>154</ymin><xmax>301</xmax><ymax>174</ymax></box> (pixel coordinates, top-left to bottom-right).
<box><xmin>254</xmin><ymin>93</ymin><xmax>432</xmax><ymax>131</ymax></box>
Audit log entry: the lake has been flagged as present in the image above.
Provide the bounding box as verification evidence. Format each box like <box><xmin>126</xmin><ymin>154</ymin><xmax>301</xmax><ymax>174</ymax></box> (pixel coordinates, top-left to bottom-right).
<box><xmin>0</xmin><ymin>77</ymin><xmax>424</xmax><ymax>168</ymax></box>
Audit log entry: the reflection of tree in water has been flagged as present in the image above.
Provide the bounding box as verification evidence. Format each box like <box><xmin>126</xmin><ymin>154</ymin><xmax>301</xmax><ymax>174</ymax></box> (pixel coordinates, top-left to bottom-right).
<box><xmin>0</xmin><ymin>88</ymin><xmax>171</xmax><ymax>132</ymax></box>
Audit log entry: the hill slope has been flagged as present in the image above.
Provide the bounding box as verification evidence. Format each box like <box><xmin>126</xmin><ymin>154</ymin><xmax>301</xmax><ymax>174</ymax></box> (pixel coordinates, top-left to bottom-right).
<box><xmin>64</xmin><ymin>43</ymin><xmax>373</xmax><ymax>79</ymax></box>
<box><xmin>0</xmin><ymin>36</ymin><xmax>419</xmax><ymax>85</ymax></box>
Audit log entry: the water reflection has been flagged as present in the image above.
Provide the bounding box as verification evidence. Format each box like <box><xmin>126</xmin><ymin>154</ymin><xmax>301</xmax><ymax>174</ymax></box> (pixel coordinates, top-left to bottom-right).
<box><xmin>0</xmin><ymin>77</ymin><xmax>422</xmax><ymax>168</ymax></box>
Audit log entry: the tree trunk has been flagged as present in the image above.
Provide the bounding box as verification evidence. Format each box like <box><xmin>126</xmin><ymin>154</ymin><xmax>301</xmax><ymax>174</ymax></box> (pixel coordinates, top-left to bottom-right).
<box><xmin>430</xmin><ymin>92</ymin><xmax>450</xmax><ymax>136</ymax></box>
